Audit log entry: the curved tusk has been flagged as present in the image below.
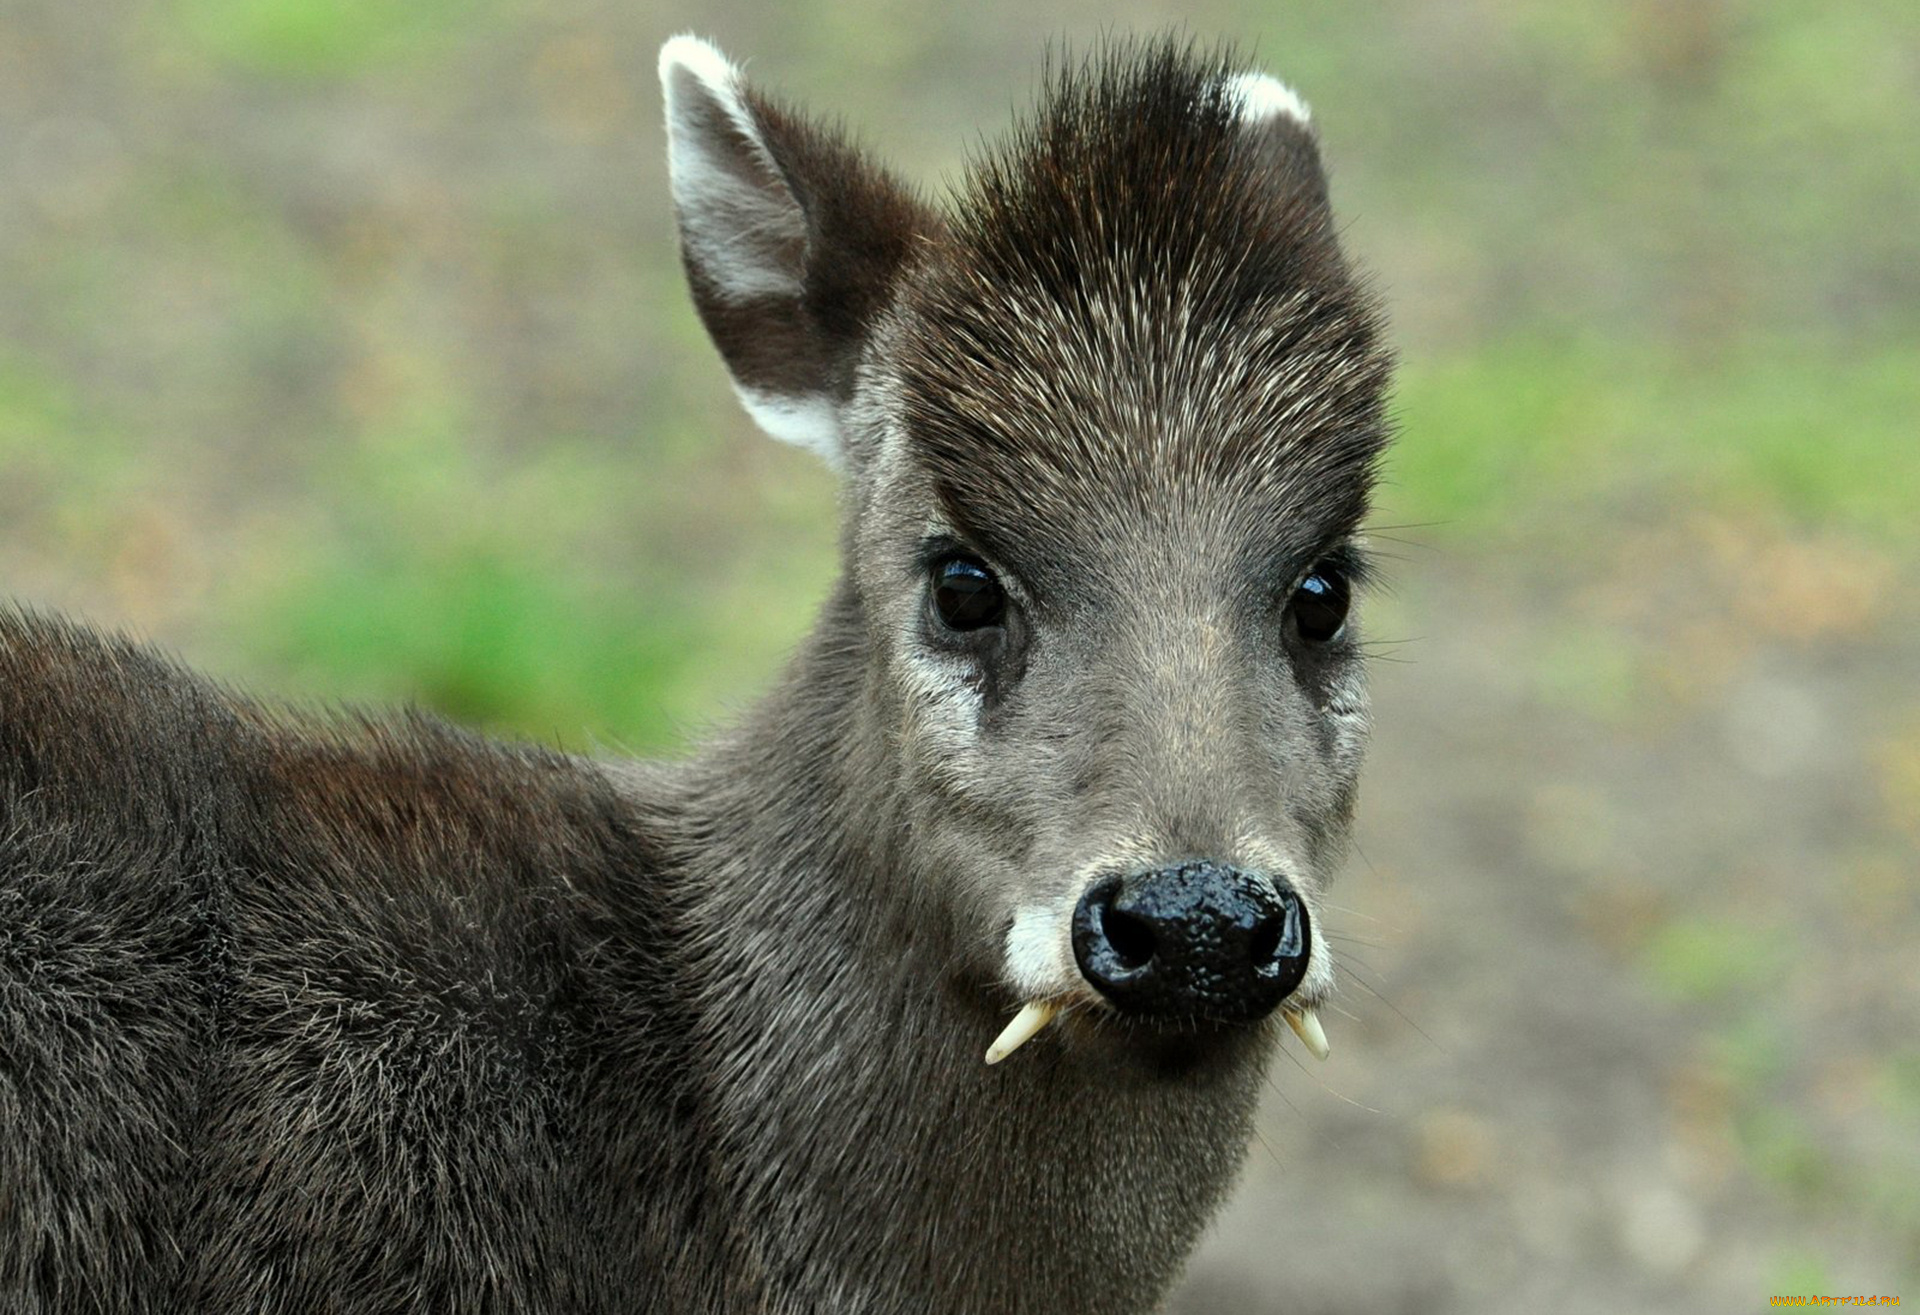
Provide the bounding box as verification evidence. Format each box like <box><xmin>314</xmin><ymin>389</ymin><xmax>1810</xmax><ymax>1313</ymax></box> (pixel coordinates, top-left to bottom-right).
<box><xmin>1284</xmin><ymin>1007</ymin><xmax>1330</xmax><ymax>1060</ymax></box>
<box><xmin>985</xmin><ymin>1000</ymin><xmax>1060</xmax><ymax>1065</ymax></box>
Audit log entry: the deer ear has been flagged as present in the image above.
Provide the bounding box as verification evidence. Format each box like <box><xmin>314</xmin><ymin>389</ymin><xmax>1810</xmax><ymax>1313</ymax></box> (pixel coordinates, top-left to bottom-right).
<box><xmin>1221</xmin><ymin>67</ymin><xmax>1332</xmax><ymax>217</ymax></box>
<box><xmin>659</xmin><ymin>36</ymin><xmax>931</xmax><ymax>468</ymax></box>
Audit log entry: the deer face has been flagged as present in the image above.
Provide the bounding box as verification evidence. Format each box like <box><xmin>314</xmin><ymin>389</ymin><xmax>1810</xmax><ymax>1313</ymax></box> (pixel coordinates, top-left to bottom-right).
<box><xmin>661</xmin><ymin>36</ymin><xmax>1390</xmax><ymax>1063</ymax></box>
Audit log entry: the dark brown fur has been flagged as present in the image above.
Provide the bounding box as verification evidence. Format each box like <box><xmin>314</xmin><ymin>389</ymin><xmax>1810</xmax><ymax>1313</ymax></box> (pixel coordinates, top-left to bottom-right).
<box><xmin>1</xmin><ymin>609</ymin><xmax>718</xmax><ymax>1311</ymax></box>
<box><xmin>904</xmin><ymin>45</ymin><xmax>1387</xmax><ymax>569</ymax></box>
<box><xmin>0</xmin><ymin>594</ymin><xmax>1258</xmax><ymax>1312</ymax></box>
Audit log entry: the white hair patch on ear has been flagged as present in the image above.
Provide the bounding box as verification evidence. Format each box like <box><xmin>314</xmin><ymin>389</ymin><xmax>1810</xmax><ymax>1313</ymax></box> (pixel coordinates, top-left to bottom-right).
<box><xmin>659</xmin><ymin>35</ymin><xmax>738</xmax><ymax>96</ymax></box>
<box><xmin>1225</xmin><ymin>71</ymin><xmax>1312</xmax><ymax>127</ymax></box>
<box><xmin>733</xmin><ymin>387</ymin><xmax>843</xmax><ymax>466</ymax></box>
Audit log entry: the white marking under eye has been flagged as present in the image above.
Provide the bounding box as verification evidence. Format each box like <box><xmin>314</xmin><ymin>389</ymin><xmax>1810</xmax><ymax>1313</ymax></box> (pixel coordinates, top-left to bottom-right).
<box><xmin>902</xmin><ymin>651</ymin><xmax>983</xmax><ymax>718</ymax></box>
<box><xmin>1224</xmin><ymin>71</ymin><xmax>1313</xmax><ymax>127</ymax></box>
<box><xmin>898</xmin><ymin>645</ymin><xmax>986</xmax><ymax>790</ymax></box>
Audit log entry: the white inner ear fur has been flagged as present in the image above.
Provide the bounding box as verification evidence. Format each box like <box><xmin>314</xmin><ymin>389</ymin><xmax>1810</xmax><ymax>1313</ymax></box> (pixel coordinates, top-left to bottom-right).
<box><xmin>659</xmin><ymin>35</ymin><xmax>806</xmax><ymax>304</ymax></box>
<box><xmin>1224</xmin><ymin>70</ymin><xmax>1312</xmax><ymax>127</ymax></box>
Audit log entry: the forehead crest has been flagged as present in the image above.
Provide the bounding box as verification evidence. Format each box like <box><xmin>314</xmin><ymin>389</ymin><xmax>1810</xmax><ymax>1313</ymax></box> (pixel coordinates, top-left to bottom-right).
<box><xmin>897</xmin><ymin>38</ymin><xmax>1390</xmax><ymax>533</ymax></box>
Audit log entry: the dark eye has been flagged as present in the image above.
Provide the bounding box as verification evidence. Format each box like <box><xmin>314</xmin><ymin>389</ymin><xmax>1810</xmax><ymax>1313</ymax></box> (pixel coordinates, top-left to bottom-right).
<box><xmin>931</xmin><ymin>557</ymin><xmax>1006</xmax><ymax>631</ymax></box>
<box><xmin>1289</xmin><ymin>564</ymin><xmax>1350</xmax><ymax>643</ymax></box>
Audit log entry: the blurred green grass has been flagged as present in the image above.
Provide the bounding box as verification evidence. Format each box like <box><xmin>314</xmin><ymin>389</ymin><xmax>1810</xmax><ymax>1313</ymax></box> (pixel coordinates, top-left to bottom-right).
<box><xmin>1387</xmin><ymin>337</ymin><xmax>1920</xmax><ymax>545</ymax></box>
<box><xmin>165</xmin><ymin>0</ymin><xmax>500</xmax><ymax>79</ymax></box>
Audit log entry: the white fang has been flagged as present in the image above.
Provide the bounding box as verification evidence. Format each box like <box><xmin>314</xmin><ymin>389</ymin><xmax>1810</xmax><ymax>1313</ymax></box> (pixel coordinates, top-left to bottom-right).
<box><xmin>1284</xmin><ymin>1007</ymin><xmax>1330</xmax><ymax>1060</ymax></box>
<box><xmin>985</xmin><ymin>1000</ymin><xmax>1060</xmax><ymax>1065</ymax></box>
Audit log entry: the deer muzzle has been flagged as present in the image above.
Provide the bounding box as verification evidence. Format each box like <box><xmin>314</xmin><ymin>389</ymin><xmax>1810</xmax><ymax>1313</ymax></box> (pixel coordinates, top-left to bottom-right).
<box><xmin>1069</xmin><ymin>862</ymin><xmax>1310</xmax><ymax>1022</ymax></box>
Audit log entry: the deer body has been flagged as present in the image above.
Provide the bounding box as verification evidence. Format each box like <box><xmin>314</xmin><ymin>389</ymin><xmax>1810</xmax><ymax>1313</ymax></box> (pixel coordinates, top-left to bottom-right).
<box><xmin>1</xmin><ymin>36</ymin><xmax>1391</xmax><ymax>1315</ymax></box>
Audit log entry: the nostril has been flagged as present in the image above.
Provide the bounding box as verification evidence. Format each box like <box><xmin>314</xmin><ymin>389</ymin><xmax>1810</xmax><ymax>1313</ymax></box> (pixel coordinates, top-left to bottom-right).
<box><xmin>1248</xmin><ymin>917</ymin><xmax>1282</xmax><ymax>968</ymax></box>
<box><xmin>1072</xmin><ymin>875</ymin><xmax>1157</xmax><ymax>994</ymax></box>
<box><xmin>1102</xmin><ymin>905</ymin><xmax>1156</xmax><ymax>970</ymax></box>
<box><xmin>1251</xmin><ymin>892</ymin><xmax>1309</xmax><ymax>984</ymax></box>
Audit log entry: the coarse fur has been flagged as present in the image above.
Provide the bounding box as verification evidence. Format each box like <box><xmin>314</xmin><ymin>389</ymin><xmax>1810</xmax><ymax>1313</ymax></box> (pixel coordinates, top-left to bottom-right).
<box><xmin>0</xmin><ymin>35</ymin><xmax>1392</xmax><ymax>1315</ymax></box>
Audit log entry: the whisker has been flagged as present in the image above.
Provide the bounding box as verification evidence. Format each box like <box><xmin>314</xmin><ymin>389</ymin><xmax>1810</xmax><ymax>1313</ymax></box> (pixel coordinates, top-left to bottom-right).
<box><xmin>1332</xmin><ymin>957</ymin><xmax>1440</xmax><ymax>1052</ymax></box>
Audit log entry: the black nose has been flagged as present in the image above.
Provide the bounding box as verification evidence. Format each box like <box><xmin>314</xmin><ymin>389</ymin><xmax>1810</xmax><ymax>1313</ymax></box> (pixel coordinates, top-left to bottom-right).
<box><xmin>1070</xmin><ymin>862</ymin><xmax>1309</xmax><ymax>1022</ymax></box>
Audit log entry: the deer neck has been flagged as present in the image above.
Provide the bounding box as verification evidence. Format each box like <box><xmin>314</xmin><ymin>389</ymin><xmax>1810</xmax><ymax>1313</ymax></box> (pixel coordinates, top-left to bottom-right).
<box><xmin>662</xmin><ymin>582</ymin><xmax>1270</xmax><ymax>1314</ymax></box>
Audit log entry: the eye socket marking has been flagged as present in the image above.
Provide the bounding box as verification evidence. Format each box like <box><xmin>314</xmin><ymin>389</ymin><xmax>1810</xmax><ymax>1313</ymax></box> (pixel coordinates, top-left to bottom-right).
<box><xmin>1288</xmin><ymin>562</ymin><xmax>1351</xmax><ymax>643</ymax></box>
<box><xmin>931</xmin><ymin>557</ymin><xmax>1008</xmax><ymax>631</ymax></box>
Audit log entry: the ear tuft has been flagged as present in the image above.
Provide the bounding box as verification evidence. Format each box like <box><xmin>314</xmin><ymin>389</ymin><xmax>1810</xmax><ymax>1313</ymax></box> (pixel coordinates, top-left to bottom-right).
<box><xmin>1224</xmin><ymin>71</ymin><xmax>1312</xmax><ymax>127</ymax></box>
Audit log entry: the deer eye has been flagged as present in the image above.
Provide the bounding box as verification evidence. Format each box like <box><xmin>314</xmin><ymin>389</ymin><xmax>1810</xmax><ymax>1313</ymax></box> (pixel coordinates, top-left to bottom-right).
<box><xmin>1289</xmin><ymin>564</ymin><xmax>1350</xmax><ymax>643</ymax></box>
<box><xmin>931</xmin><ymin>558</ymin><xmax>1006</xmax><ymax>631</ymax></box>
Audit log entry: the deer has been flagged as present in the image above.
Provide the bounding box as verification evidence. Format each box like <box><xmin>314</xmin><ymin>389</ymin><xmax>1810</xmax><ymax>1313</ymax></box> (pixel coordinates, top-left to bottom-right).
<box><xmin>0</xmin><ymin>33</ymin><xmax>1393</xmax><ymax>1315</ymax></box>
